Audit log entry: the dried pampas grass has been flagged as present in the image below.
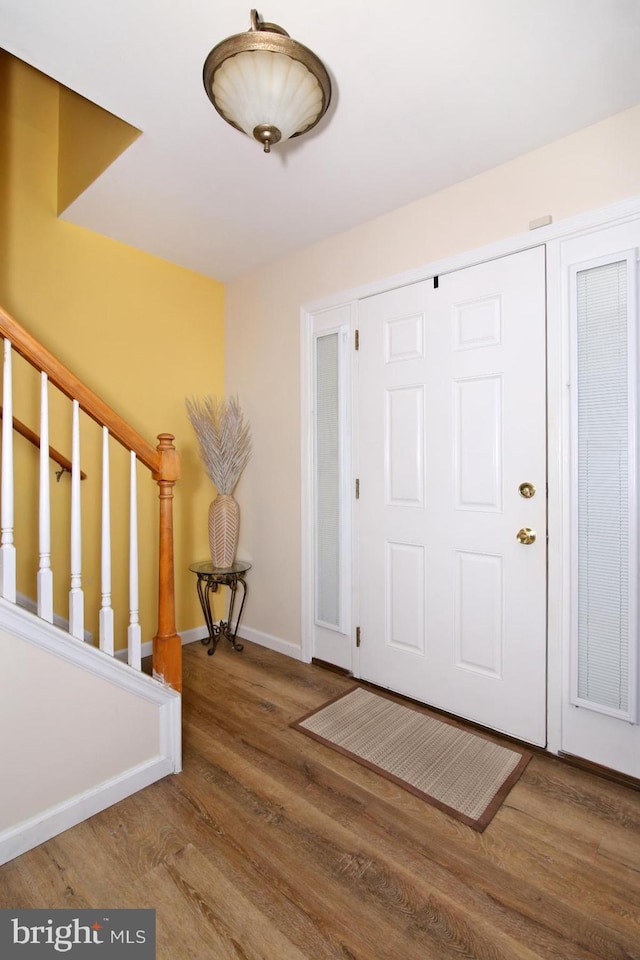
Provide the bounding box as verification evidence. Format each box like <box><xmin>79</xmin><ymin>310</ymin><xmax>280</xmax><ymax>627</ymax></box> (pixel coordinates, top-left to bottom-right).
<box><xmin>185</xmin><ymin>394</ymin><xmax>252</xmax><ymax>495</ymax></box>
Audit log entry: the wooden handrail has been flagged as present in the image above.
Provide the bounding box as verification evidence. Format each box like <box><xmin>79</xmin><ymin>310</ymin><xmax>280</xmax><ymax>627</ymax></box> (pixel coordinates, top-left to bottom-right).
<box><xmin>0</xmin><ymin>305</ymin><xmax>182</xmax><ymax>692</ymax></box>
<box><xmin>0</xmin><ymin>306</ymin><xmax>160</xmax><ymax>474</ymax></box>
<box><xmin>0</xmin><ymin>406</ymin><xmax>87</xmax><ymax>480</ymax></box>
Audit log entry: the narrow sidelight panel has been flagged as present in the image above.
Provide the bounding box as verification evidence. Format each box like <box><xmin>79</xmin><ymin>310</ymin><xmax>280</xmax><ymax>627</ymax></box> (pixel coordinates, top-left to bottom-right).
<box><xmin>315</xmin><ymin>332</ymin><xmax>341</xmax><ymax>629</ymax></box>
<box><xmin>572</xmin><ymin>254</ymin><xmax>638</xmax><ymax>721</ymax></box>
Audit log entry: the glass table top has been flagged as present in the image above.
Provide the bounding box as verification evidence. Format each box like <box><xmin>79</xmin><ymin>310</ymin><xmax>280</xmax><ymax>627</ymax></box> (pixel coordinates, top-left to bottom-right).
<box><xmin>189</xmin><ymin>560</ymin><xmax>252</xmax><ymax>576</ymax></box>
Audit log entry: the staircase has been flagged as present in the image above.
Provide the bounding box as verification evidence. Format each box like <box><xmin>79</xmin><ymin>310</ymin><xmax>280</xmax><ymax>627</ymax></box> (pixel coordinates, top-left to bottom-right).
<box><xmin>0</xmin><ymin>306</ymin><xmax>182</xmax><ymax>865</ymax></box>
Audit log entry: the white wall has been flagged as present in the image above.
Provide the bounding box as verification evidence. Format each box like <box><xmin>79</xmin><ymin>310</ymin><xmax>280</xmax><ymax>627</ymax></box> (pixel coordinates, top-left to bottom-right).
<box><xmin>225</xmin><ymin>103</ymin><xmax>640</xmax><ymax>654</ymax></box>
<box><xmin>0</xmin><ymin>629</ymin><xmax>160</xmax><ymax>829</ymax></box>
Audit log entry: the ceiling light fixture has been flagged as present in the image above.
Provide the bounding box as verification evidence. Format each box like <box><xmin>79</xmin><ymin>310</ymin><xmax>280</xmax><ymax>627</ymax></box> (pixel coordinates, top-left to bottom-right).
<box><xmin>202</xmin><ymin>9</ymin><xmax>332</xmax><ymax>153</ymax></box>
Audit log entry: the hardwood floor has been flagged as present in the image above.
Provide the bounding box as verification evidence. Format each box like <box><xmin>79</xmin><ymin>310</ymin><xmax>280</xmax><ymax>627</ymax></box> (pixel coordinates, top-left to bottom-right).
<box><xmin>2</xmin><ymin>638</ymin><xmax>640</xmax><ymax>959</ymax></box>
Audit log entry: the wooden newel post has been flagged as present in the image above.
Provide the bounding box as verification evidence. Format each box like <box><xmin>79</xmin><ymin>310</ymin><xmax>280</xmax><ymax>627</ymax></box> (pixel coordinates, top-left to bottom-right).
<box><xmin>152</xmin><ymin>433</ymin><xmax>182</xmax><ymax>692</ymax></box>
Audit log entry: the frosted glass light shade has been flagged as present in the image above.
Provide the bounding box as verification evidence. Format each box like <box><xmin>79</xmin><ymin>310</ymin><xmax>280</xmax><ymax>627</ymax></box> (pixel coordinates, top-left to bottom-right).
<box><xmin>203</xmin><ymin>10</ymin><xmax>331</xmax><ymax>152</ymax></box>
<box><xmin>213</xmin><ymin>50</ymin><xmax>324</xmax><ymax>144</ymax></box>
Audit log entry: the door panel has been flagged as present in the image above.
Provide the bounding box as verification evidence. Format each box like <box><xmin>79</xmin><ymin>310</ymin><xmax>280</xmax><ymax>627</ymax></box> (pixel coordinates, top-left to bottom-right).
<box><xmin>357</xmin><ymin>247</ymin><xmax>547</xmax><ymax>745</ymax></box>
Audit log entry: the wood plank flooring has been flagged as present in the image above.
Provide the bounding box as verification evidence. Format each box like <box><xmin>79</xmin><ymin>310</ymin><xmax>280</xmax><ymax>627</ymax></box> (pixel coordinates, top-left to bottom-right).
<box><xmin>1</xmin><ymin>638</ymin><xmax>640</xmax><ymax>959</ymax></box>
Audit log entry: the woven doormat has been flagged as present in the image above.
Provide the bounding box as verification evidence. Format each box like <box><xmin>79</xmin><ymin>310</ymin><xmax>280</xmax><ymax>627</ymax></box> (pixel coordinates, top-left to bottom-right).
<box><xmin>292</xmin><ymin>686</ymin><xmax>531</xmax><ymax>831</ymax></box>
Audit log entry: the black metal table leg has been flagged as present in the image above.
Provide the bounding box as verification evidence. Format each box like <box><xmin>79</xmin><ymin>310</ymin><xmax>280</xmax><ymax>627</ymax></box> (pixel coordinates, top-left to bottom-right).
<box><xmin>196</xmin><ymin>575</ymin><xmax>221</xmax><ymax>654</ymax></box>
<box><xmin>191</xmin><ymin>564</ymin><xmax>251</xmax><ymax>657</ymax></box>
<box><xmin>221</xmin><ymin>575</ymin><xmax>246</xmax><ymax>651</ymax></box>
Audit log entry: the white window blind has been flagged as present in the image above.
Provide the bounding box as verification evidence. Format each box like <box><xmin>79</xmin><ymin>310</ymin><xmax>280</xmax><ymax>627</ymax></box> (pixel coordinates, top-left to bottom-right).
<box><xmin>572</xmin><ymin>254</ymin><xmax>638</xmax><ymax>721</ymax></box>
<box><xmin>315</xmin><ymin>332</ymin><xmax>341</xmax><ymax>628</ymax></box>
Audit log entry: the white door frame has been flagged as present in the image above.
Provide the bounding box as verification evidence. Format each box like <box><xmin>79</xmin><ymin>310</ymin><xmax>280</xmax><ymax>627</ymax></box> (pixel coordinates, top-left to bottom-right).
<box><xmin>301</xmin><ymin>194</ymin><xmax>640</xmax><ymax>756</ymax></box>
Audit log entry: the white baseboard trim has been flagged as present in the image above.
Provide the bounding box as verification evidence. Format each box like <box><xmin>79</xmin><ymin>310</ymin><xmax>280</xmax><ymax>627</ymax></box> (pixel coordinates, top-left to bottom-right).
<box><xmin>238</xmin><ymin>624</ymin><xmax>305</xmax><ymax>661</ymax></box>
<box><xmin>0</xmin><ymin>756</ymin><xmax>175</xmax><ymax>866</ymax></box>
<box><xmin>112</xmin><ymin>619</ymin><xmax>303</xmax><ymax>663</ymax></box>
<box><xmin>179</xmin><ymin>625</ymin><xmax>210</xmax><ymax>646</ymax></box>
<box><xmin>121</xmin><ymin>624</ymin><xmax>303</xmax><ymax>663</ymax></box>
<box><xmin>114</xmin><ymin>625</ymin><xmax>207</xmax><ymax>664</ymax></box>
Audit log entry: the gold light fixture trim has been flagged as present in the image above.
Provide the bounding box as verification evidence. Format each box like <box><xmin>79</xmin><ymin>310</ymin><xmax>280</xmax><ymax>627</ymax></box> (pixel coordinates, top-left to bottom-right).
<box><xmin>203</xmin><ymin>9</ymin><xmax>332</xmax><ymax>153</ymax></box>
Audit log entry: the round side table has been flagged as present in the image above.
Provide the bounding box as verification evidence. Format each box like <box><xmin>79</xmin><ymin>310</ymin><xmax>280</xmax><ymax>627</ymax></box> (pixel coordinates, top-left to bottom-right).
<box><xmin>189</xmin><ymin>560</ymin><xmax>251</xmax><ymax>656</ymax></box>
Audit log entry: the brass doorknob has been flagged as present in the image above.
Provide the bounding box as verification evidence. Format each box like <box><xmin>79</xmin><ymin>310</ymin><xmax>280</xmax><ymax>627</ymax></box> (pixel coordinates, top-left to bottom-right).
<box><xmin>516</xmin><ymin>527</ymin><xmax>536</xmax><ymax>545</ymax></box>
<box><xmin>518</xmin><ymin>482</ymin><xmax>536</xmax><ymax>499</ymax></box>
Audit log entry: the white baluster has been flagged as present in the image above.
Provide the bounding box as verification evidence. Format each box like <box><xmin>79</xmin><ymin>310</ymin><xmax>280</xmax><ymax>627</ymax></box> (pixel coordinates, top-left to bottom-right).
<box><xmin>128</xmin><ymin>450</ymin><xmax>141</xmax><ymax>670</ymax></box>
<box><xmin>99</xmin><ymin>427</ymin><xmax>114</xmax><ymax>654</ymax></box>
<box><xmin>37</xmin><ymin>372</ymin><xmax>53</xmax><ymax>622</ymax></box>
<box><xmin>0</xmin><ymin>339</ymin><xmax>16</xmax><ymax>601</ymax></box>
<box><xmin>68</xmin><ymin>400</ymin><xmax>84</xmax><ymax>639</ymax></box>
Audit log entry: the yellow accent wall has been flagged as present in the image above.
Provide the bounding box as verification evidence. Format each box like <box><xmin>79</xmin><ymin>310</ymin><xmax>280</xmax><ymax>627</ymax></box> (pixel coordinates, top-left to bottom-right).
<box><xmin>0</xmin><ymin>50</ymin><xmax>225</xmax><ymax>645</ymax></box>
<box><xmin>57</xmin><ymin>84</ymin><xmax>141</xmax><ymax>215</ymax></box>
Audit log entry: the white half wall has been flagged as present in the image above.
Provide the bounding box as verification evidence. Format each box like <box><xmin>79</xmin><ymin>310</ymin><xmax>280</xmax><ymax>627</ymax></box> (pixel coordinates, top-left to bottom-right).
<box><xmin>0</xmin><ymin>600</ymin><xmax>181</xmax><ymax>864</ymax></box>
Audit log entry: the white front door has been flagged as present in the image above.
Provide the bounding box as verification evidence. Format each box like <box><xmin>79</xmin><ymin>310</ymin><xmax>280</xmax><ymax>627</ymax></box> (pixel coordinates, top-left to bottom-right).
<box><xmin>357</xmin><ymin>247</ymin><xmax>547</xmax><ymax>745</ymax></box>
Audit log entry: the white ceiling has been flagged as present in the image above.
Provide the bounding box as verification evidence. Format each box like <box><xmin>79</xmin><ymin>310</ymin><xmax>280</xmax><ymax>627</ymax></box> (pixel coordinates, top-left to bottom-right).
<box><xmin>2</xmin><ymin>0</ymin><xmax>640</xmax><ymax>281</ymax></box>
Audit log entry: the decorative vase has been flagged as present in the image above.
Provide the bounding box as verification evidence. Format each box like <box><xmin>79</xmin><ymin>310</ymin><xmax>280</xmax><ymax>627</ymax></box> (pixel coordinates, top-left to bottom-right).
<box><xmin>208</xmin><ymin>493</ymin><xmax>239</xmax><ymax>567</ymax></box>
